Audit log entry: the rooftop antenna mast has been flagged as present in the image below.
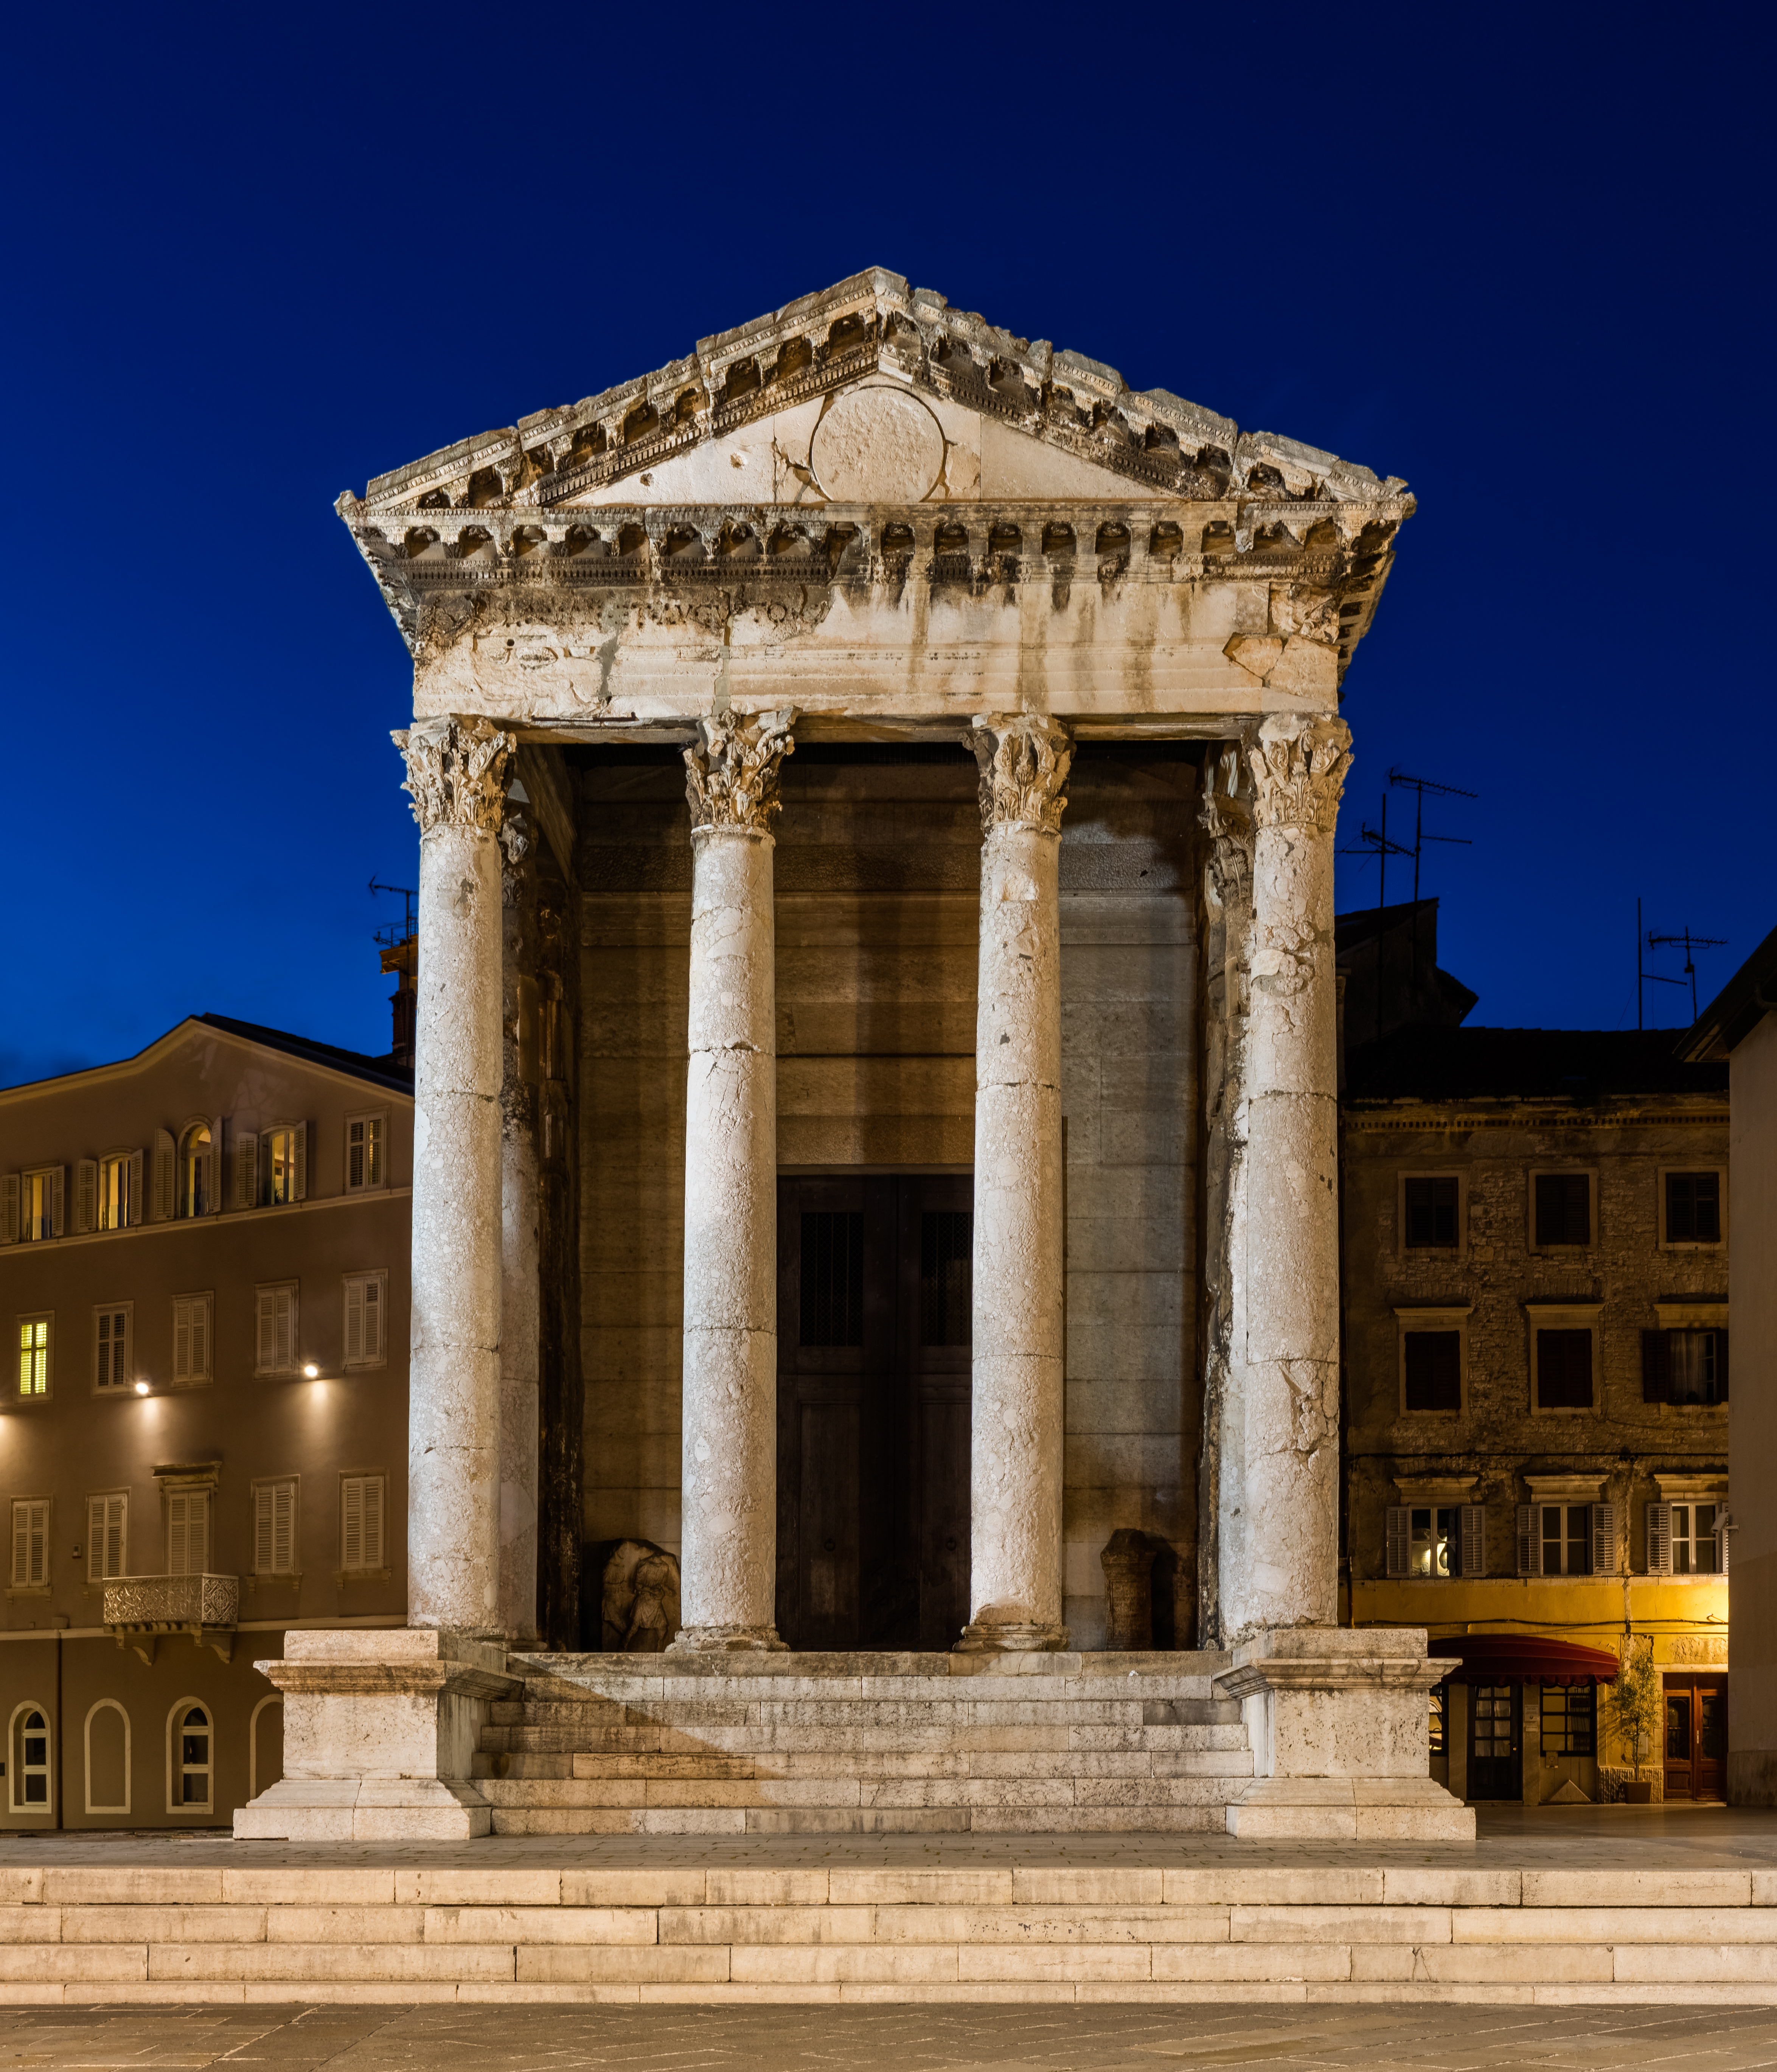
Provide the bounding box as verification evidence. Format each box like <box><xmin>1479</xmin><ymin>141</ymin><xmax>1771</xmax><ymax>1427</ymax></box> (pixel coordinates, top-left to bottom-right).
<box><xmin>1645</xmin><ymin>922</ymin><xmax>1727</xmax><ymax>1024</ymax></box>
<box><xmin>1338</xmin><ymin>793</ymin><xmax>1413</xmax><ymax>910</ymax></box>
<box><xmin>1387</xmin><ymin>768</ymin><xmax>1478</xmax><ymax>903</ymax></box>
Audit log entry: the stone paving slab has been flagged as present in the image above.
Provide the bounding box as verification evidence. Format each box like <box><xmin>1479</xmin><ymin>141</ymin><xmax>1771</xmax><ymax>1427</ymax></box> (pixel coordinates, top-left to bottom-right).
<box><xmin>3</xmin><ymin>1805</ymin><xmax>1772</xmax><ymax>1871</ymax></box>
<box><xmin>3</xmin><ymin>2001</ymin><xmax>1777</xmax><ymax>2068</ymax></box>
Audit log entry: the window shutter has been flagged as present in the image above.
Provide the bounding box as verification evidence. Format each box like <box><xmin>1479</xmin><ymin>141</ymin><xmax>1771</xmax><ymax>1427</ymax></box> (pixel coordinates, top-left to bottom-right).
<box><xmin>208</xmin><ymin>1118</ymin><xmax>224</xmax><ymax>1214</ymax></box>
<box><xmin>1719</xmin><ymin>1513</ymin><xmax>1732</xmax><ymax>1574</ymax></box>
<box><xmin>25</xmin><ymin>1503</ymin><xmax>46</xmax><ymax>1588</ymax></box>
<box><xmin>345</xmin><ymin>1279</ymin><xmax>364</xmax><ymax>1365</ymax></box>
<box><xmin>1384</xmin><ymin>1506</ymin><xmax>1409</xmax><ymax>1576</ymax></box>
<box><xmin>191</xmin><ymin>1296</ymin><xmax>208</xmax><ymax>1380</ymax></box>
<box><xmin>1460</xmin><ymin>1505</ymin><xmax>1487</xmax><ymax>1577</ymax></box>
<box><xmin>151</xmin><ymin>1130</ymin><xmax>175</xmax><ymax>1223</ymax></box>
<box><xmin>1647</xmin><ymin>1501</ymin><xmax>1672</xmax><ymax>1575</ymax></box>
<box><xmin>235</xmin><ymin>1131</ymin><xmax>259</xmax><ymax>1211</ymax></box>
<box><xmin>174</xmin><ymin>1299</ymin><xmax>191</xmax><ymax>1383</ymax></box>
<box><xmin>108</xmin><ymin>1496</ymin><xmax>125</xmax><ymax>1579</ymax></box>
<box><xmin>274</xmin><ymin>1482</ymin><xmax>294</xmax><ymax>1572</ymax></box>
<box><xmin>255</xmin><ymin>1485</ymin><xmax>274</xmax><ymax>1573</ymax></box>
<box><xmin>1516</xmin><ymin>1504</ymin><xmax>1542</xmax><ymax>1576</ymax></box>
<box><xmin>342</xmin><ymin>1478</ymin><xmax>363</xmax><ymax>1570</ymax></box>
<box><xmin>50</xmin><ymin>1167</ymin><xmax>64</xmax><ymax>1239</ymax></box>
<box><xmin>2</xmin><ymin>1174</ymin><xmax>16</xmax><ymax>1245</ymax></box>
<box><xmin>1591</xmin><ymin>1502</ymin><xmax>1619</xmax><ymax>1577</ymax></box>
<box><xmin>168</xmin><ymin>1493</ymin><xmax>188</xmax><ymax>1576</ymax></box>
<box><xmin>365</xmin><ymin>1277</ymin><xmax>381</xmax><ymax>1360</ymax></box>
<box><xmin>88</xmin><ymin>1495</ymin><xmax>105</xmax><ymax>1577</ymax></box>
<box><xmin>275</xmin><ymin>1286</ymin><xmax>294</xmax><ymax>1372</ymax></box>
<box><xmin>127</xmin><ymin>1150</ymin><xmax>143</xmax><ymax>1225</ymax></box>
<box><xmin>1718</xmin><ymin>1331</ymin><xmax>1730</xmax><ymax>1403</ymax></box>
<box><xmin>293</xmin><ymin>1123</ymin><xmax>308</xmax><ymax>1203</ymax></box>
<box><xmin>1642</xmin><ymin>1328</ymin><xmax>1670</xmax><ymax>1403</ymax></box>
<box><xmin>190</xmin><ymin>1491</ymin><xmax>208</xmax><ymax>1575</ymax></box>
<box><xmin>76</xmin><ymin>1160</ymin><xmax>97</xmax><ymax>1235</ymax></box>
<box><xmin>363</xmin><ymin>1477</ymin><xmax>384</xmax><ymax>1569</ymax></box>
<box><xmin>255</xmin><ymin>1289</ymin><xmax>276</xmax><ymax>1373</ymax></box>
<box><xmin>12</xmin><ymin>1504</ymin><xmax>27</xmax><ymax>1587</ymax></box>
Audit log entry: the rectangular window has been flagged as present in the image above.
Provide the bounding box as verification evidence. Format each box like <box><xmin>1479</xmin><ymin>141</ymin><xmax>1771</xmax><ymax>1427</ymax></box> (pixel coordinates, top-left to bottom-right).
<box><xmin>1666</xmin><ymin>1171</ymin><xmax>1722</xmax><ymax>1245</ymax></box>
<box><xmin>1535</xmin><ymin>1503</ymin><xmax>1594</xmax><ymax>1576</ymax></box>
<box><xmin>340</xmin><ymin>1474</ymin><xmax>386</xmax><ymax>1573</ymax></box>
<box><xmin>17</xmin><ymin>1316</ymin><xmax>50</xmax><ymax>1398</ymax></box>
<box><xmin>253</xmin><ymin>1480</ymin><xmax>297</xmax><ymax>1575</ymax></box>
<box><xmin>1672</xmin><ymin>1503</ymin><xmax>1721</xmax><ymax>1576</ymax></box>
<box><xmin>18</xmin><ymin>1167</ymin><xmax>64</xmax><ymax>1244</ymax></box>
<box><xmin>94</xmin><ymin>1305</ymin><xmax>132</xmax><ymax>1392</ymax></box>
<box><xmin>343</xmin><ymin>1272</ymin><xmax>387</xmax><ymax>1368</ymax></box>
<box><xmin>1536</xmin><ymin>1327</ymin><xmax>1594</xmax><ymax>1410</ymax></box>
<box><xmin>266</xmin><ymin>1125</ymin><xmax>306</xmax><ymax>1208</ymax></box>
<box><xmin>255</xmin><ymin>1284</ymin><xmax>298</xmax><ymax>1377</ymax></box>
<box><xmin>1534</xmin><ymin>1172</ymin><xmax>1592</xmax><ymax>1247</ymax></box>
<box><xmin>1403</xmin><ymin>1176</ymin><xmax>1459</xmax><ymax>1249</ymax></box>
<box><xmin>1670</xmin><ymin>1331</ymin><xmax>1721</xmax><ymax>1407</ymax></box>
<box><xmin>345</xmin><ymin>1113</ymin><xmax>385</xmax><ymax>1193</ymax></box>
<box><xmin>1410</xmin><ymin>1505</ymin><xmax>1457</xmax><ymax>1578</ymax></box>
<box><xmin>172</xmin><ymin>1294</ymin><xmax>213</xmax><ymax>1386</ymax></box>
<box><xmin>87</xmin><ymin>1493</ymin><xmax>127</xmax><ymax>1581</ymax></box>
<box><xmin>1403</xmin><ymin>1331</ymin><xmax>1462</xmax><ymax>1412</ymax></box>
<box><xmin>1540</xmin><ymin>1682</ymin><xmax>1596</xmax><ymax>1756</ymax></box>
<box><xmin>10</xmin><ymin>1500</ymin><xmax>48</xmax><ymax>1588</ymax></box>
<box><xmin>97</xmin><ymin>1153</ymin><xmax>137</xmax><ymax>1230</ymax></box>
<box><xmin>1386</xmin><ymin>1503</ymin><xmax>1485</xmax><ymax>1578</ymax></box>
<box><xmin>166</xmin><ymin>1489</ymin><xmax>210</xmax><ymax>1576</ymax></box>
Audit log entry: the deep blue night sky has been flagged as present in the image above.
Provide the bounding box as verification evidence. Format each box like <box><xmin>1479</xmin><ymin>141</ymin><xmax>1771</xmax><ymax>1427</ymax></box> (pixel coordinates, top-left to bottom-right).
<box><xmin>5</xmin><ymin>6</ymin><xmax>1770</xmax><ymax>1087</ymax></box>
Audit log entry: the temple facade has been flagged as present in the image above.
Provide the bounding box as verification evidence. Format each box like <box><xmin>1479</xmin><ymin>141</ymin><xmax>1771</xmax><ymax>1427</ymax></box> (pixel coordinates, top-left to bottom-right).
<box><xmin>237</xmin><ymin>269</ymin><xmax>1469</xmax><ymax>1842</ymax></box>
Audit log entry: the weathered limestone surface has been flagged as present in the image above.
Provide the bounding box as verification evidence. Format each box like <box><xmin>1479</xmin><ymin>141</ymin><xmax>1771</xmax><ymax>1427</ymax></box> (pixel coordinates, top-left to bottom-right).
<box><xmin>674</xmin><ymin>713</ymin><xmax>796</xmax><ymax>1651</ymax></box>
<box><xmin>960</xmin><ymin>717</ymin><xmax>1072</xmax><ymax>1653</ymax></box>
<box><xmin>499</xmin><ymin>800</ymin><xmax>542</xmax><ymax>1641</ymax></box>
<box><xmin>396</xmin><ymin>715</ymin><xmax>514</xmax><ymax>1635</ymax></box>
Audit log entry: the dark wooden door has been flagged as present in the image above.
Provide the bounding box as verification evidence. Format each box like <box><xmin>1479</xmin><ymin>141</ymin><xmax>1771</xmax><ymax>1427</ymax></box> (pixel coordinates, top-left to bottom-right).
<box><xmin>1468</xmin><ymin>1681</ymin><xmax>1522</xmax><ymax>1800</ymax></box>
<box><xmin>1665</xmin><ymin>1674</ymin><xmax>1728</xmax><ymax>1800</ymax></box>
<box><xmin>777</xmin><ymin>1176</ymin><xmax>971</xmax><ymax>1651</ymax></box>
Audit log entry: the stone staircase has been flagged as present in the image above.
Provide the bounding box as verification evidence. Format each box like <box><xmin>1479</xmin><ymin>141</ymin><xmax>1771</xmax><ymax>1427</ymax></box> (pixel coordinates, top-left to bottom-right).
<box><xmin>476</xmin><ymin>1650</ymin><xmax>1252</xmax><ymax>1835</ymax></box>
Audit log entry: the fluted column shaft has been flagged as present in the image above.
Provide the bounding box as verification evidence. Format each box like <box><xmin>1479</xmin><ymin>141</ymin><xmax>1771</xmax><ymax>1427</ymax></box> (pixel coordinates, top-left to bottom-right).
<box><xmin>394</xmin><ymin>715</ymin><xmax>515</xmax><ymax>1635</ymax></box>
<box><xmin>498</xmin><ymin>800</ymin><xmax>541</xmax><ymax>1642</ymax></box>
<box><xmin>671</xmin><ymin>711</ymin><xmax>795</xmax><ymax>1652</ymax></box>
<box><xmin>958</xmin><ymin>715</ymin><xmax>1073</xmax><ymax>1653</ymax></box>
<box><xmin>1225</xmin><ymin>713</ymin><xmax>1351</xmax><ymax>1640</ymax></box>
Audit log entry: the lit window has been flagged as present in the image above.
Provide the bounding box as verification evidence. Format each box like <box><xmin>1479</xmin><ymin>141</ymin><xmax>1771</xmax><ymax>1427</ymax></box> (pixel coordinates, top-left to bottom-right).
<box><xmin>1540</xmin><ymin>1503</ymin><xmax>1593</xmax><ymax>1576</ymax></box>
<box><xmin>1408</xmin><ymin>1506</ymin><xmax>1457</xmax><ymax>1578</ymax></box>
<box><xmin>343</xmin><ymin>1272</ymin><xmax>387</xmax><ymax>1368</ymax></box>
<box><xmin>266</xmin><ymin>1126</ymin><xmax>306</xmax><ymax>1207</ymax></box>
<box><xmin>1672</xmin><ymin>1503</ymin><xmax>1721</xmax><ymax>1576</ymax></box>
<box><xmin>173</xmin><ymin>1704</ymin><xmax>212</xmax><ymax>1811</ymax></box>
<box><xmin>177</xmin><ymin>1124</ymin><xmax>213</xmax><ymax>1219</ymax></box>
<box><xmin>94</xmin><ymin>1306</ymin><xmax>131</xmax><ymax>1392</ymax></box>
<box><xmin>18</xmin><ymin>1168</ymin><xmax>63</xmax><ymax>1244</ymax></box>
<box><xmin>345</xmin><ymin>1114</ymin><xmax>385</xmax><ymax>1192</ymax></box>
<box><xmin>17</xmin><ymin>1316</ymin><xmax>50</xmax><ymax>1398</ymax></box>
<box><xmin>10</xmin><ymin>1500</ymin><xmax>48</xmax><ymax>1588</ymax></box>
<box><xmin>97</xmin><ymin>1152</ymin><xmax>137</xmax><ymax>1230</ymax></box>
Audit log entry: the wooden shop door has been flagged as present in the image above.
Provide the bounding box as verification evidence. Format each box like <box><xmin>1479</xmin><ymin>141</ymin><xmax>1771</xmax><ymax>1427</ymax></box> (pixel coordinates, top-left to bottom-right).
<box><xmin>776</xmin><ymin>1175</ymin><xmax>972</xmax><ymax>1652</ymax></box>
<box><xmin>1467</xmin><ymin>1681</ymin><xmax>1523</xmax><ymax>1800</ymax></box>
<box><xmin>1664</xmin><ymin>1674</ymin><xmax>1728</xmax><ymax>1800</ymax></box>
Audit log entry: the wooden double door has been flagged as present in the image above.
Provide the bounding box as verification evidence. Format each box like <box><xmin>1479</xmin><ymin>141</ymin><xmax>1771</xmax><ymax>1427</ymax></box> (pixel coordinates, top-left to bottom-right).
<box><xmin>776</xmin><ymin>1176</ymin><xmax>972</xmax><ymax>1652</ymax></box>
<box><xmin>1664</xmin><ymin>1674</ymin><xmax>1727</xmax><ymax>1801</ymax></box>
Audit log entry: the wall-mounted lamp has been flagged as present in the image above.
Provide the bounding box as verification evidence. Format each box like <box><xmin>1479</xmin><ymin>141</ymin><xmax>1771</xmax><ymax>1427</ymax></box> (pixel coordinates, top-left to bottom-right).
<box><xmin>303</xmin><ymin>1364</ymin><xmax>320</xmax><ymax>1379</ymax></box>
<box><xmin>134</xmin><ymin>1381</ymin><xmax>151</xmax><ymax>1396</ymax></box>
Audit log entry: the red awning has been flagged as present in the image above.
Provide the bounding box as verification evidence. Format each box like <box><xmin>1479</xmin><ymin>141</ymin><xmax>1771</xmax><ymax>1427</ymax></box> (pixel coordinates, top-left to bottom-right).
<box><xmin>1428</xmin><ymin>1633</ymin><xmax>1620</xmax><ymax>1683</ymax></box>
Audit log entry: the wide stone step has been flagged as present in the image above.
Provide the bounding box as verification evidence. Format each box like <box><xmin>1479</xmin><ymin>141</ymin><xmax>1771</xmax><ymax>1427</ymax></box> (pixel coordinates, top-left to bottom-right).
<box><xmin>485</xmin><ymin>1803</ymin><xmax>1229</xmax><ymax>1835</ymax></box>
<box><xmin>478</xmin><ymin>1773</ymin><xmax>1238</xmax><ymax>1811</ymax></box>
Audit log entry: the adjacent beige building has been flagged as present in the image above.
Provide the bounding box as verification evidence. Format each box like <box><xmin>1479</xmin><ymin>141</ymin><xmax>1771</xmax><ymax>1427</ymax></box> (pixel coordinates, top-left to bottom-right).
<box><xmin>0</xmin><ymin>1015</ymin><xmax>411</xmax><ymax>1827</ymax></box>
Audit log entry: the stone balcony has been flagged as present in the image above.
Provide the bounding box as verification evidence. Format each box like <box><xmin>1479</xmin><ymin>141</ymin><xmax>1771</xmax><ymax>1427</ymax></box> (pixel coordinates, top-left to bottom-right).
<box><xmin>103</xmin><ymin>1572</ymin><xmax>238</xmax><ymax>1666</ymax></box>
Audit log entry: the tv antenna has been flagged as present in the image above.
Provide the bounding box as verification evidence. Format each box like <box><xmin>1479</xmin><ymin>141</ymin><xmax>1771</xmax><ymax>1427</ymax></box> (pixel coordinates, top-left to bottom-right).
<box><xmin>369</xmin><ymin>878</ymin><xmax>418</xmax><ymax>951</ymax></box>
<box><xmin>1387</xmin><ymin>769</ymin><xmax>1477</xmax><ymax>903</ymax></box>
<box><xmin>1338</xmin><ymin>793</ymin><xmax>1413</xmax><ymax>910</ymax></box>
<box><xmin>1640</xmin><ymin>908</ymin><xmax>1727</xmax><ymax>1026</ymax></box>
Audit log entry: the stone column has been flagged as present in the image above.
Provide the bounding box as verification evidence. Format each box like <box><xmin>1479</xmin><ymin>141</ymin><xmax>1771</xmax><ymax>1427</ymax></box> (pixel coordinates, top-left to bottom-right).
<box><xmin>398</xmin><ymin>713</ymin><xmax>515</xmax><ymax>1636</ymax></box>
<box><xmin>497</xmin><ymin>800</ymin><xmax>541</xmax><ymax>1643</ymax></box>
<box><xmin>669</xmin><ymin>710</ymin><xmax>796</xmax><ymax>1653</ymax></box>
<box><xmin>957</xmin><ymin>714</ymin><xmax>1072</xmax><ymax>1654</ymax></box>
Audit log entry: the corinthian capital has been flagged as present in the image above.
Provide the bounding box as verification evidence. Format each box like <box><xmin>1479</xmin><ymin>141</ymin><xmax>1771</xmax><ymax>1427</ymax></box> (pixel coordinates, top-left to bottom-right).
<box><xmin>1198</xmin><ymin>788</ymin><xmax>1254</xmax><ymax>910</ymax></box>
<box><xmin>392</xmin><ymin>715</ymin><xmax>516</xmax><ymax>836</ymax></box>
<box><xmin>683</xmin><ymin>709</ymin><xmax>797</xmax><ymax>834</ymax></box>
<box><xmin>1247</xmin><ymin>715</ymin><xmax>1352</xmax><ymax>835</ymax></box>
<box><xmin>967</xmin><ymin>713</ymin><xmax>1073</xmax><ymax>836</ymax></box>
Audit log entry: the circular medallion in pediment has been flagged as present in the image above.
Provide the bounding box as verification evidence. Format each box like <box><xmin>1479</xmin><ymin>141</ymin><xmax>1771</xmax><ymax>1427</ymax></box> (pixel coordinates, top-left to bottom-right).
<box><xmin>810</xmin><ymin>386</ymin><xmax>945</xmax><ymax>503</ymax></box>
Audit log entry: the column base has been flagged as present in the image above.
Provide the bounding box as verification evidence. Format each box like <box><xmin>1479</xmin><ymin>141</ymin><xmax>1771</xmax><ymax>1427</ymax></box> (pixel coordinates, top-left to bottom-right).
<box><xmin>665</xmin><ymin>1624</ymin><xmax>788</xmax><ymax>1653</ymax></box>
<box><xmin>954</xmin><ymin>1620</ymin><xmax>1071</xmax><ymax>1654</ymax></box>
<box><xmin>235</xmin><ymin>1777</ymin><xmax>491</xmax><ymax>1843</ymax></box>
<box><xmin>1216</xmin><ymin>1625</ymin><xmax>1475</xmax><ymax>1841</ymax></box>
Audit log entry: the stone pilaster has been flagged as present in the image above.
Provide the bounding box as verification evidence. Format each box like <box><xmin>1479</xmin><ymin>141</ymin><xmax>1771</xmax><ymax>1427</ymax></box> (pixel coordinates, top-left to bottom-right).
<box><xmin>397</xmin><ymin>713</ymin><xmax>515</xmax><ymax>1636</ymax></box>
<box><xmin>1215</xmin><ymin>713</ymin><xmax>1349</xmax><ymax>1640</ymax></box>
<box><xmin>498</xmin><ymin>802</ymin><xmax>541</xmax><ymax>1643</ymax></box>
<box><xmin>957</xmin><ymin>714</ymin><xmax>1072</xmax><ymax>1654</ymax></box>
<box><xmin>670</xmin><ymin>710</ymin><xmax>795</xmax><ymax>1652</ymax></box>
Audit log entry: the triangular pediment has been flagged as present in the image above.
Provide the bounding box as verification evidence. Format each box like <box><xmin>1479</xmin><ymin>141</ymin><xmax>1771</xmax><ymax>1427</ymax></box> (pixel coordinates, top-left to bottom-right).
<box><xmin>346</xmin><ymin>269</ymin><xmax>1408</xmax><ymax>519</ymax></box>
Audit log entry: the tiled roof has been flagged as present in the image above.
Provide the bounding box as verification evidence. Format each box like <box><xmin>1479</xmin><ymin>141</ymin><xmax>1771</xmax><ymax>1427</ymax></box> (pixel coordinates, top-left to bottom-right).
<box><xmin>199</xmin><ymin>1015</ymin><xmax>413</xmax><ymax>1095</ymax></box>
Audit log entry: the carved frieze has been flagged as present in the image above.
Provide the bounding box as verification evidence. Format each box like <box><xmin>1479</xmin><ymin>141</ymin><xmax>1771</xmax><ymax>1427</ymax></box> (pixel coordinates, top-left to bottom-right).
<box><xmin>1247</xmin><ymin>717</ymin><xmax>1353</xmax><ymax>836</ymax></box>
<box><xmin>967</xmin><ymin>714</ymin><xmax>1073</xmax><ymax>835</ymax></box>
<box><xmin>683</xmin><ymin>710</ymin><xmax>797</xmax><ymax>835</ymax></box>
<box><xmin>393</xmin><ymin>715</ymin><xmax>516</xmax><ymax>837</ymax></box>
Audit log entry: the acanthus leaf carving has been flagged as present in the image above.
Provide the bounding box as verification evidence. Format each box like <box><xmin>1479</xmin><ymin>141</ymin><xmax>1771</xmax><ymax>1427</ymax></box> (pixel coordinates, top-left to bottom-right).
<box><xmin>1247</xmin><ymin>715</ymin><xmax>1352</xmax><ymax>836</ymax></box>
<box><xmin>966</xmin><ymin>713</ymin><xmax>1074</xmax><ymax>835</ymax></box>
<box><xmin>392</xmin><ymin>715</ymin><xmax>516</xmax><ymax>836</ymax></box>
<box><xmin>683</xmin><ymin>709</ymin><xmax>797</xmax><ymax>834</ymax></box>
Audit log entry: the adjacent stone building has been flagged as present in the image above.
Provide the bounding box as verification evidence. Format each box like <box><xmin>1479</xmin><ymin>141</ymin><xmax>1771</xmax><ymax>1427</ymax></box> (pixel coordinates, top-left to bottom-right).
<box><xmin>0</xmin><ymin>1014</ymin><xmax>412</xmax><ymax>1827</ymax></box>
<box><xmin>1342</xmin><ymin>1009</ymin><xmax>1731</xmax><ymax>1805</ymax></box>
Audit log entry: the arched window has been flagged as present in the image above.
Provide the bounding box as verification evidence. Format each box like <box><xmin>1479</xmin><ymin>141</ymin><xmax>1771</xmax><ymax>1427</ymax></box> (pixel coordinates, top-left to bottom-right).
<box><xmin>177</xmin><ymin>1124</ymin><xmax>213</xmax><ymax>1220</ymax></box>
<box><xmin>83</xmin><ymin>1699</ymin><xmax>130</xmax><ymax>1817</ymax></box>
<box><xmin>168</xmin><ymin>1700</ymin><xmax>212</xmax><ymax>1813</ymax></box>
<box><xmin>8</xmin><ymin>1703</ymin><xmax>51</xmax><ymax>1813</ymax></box>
